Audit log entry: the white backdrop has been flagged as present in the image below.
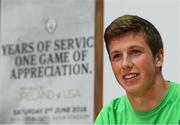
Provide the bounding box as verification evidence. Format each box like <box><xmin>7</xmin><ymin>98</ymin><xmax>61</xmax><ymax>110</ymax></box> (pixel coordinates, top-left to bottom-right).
<box><xmin>103</xmin><ymin>0</ymin><xmax>180</xmax><ymax>105</ymax></box>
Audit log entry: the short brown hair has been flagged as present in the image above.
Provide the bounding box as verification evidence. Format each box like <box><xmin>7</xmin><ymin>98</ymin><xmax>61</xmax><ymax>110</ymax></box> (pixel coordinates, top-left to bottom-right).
<box><xmin>104</xmin><ymin>15</ymin><xmax>163</xmax><ymax>58</ymax></box>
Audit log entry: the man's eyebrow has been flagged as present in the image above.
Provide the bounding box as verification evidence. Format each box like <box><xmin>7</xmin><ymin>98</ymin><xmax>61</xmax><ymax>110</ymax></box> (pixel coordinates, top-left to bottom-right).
<box><xmin>128</xmin><ymin>45</ymin><xmax>144</xmax><ymax>50</ymax></box>
<box><xmin>110</xmin><ymin>50</ymin><xmax>120</xmax><ymax>56</ymax></box>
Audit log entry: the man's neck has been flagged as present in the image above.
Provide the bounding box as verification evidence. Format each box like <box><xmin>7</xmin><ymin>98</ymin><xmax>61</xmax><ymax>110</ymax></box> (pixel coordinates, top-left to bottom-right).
<box><xmin>127</xmin><ymin>78</ymin><xmax>169</xmax><ymax>112</ymax></box>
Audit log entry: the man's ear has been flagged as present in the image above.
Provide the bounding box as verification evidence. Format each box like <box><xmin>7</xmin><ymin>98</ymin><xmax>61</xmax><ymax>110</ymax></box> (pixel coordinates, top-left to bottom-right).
<box><xmin>155</xmin><ymin>49</ymin><xmax>164</xmax><ymax>67</ymax></box>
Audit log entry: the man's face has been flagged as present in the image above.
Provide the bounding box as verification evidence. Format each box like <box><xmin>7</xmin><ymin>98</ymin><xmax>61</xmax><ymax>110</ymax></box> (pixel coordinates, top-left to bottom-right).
<box><xmin>109</xmin><ymin>33</ymin><xmax>162</xmax><ymax>96</ymax></box>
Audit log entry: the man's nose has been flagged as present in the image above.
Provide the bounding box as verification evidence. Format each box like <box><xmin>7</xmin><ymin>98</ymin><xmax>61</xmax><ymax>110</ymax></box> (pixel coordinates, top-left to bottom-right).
<box><xmin>121</xmin><ymin>55</ymin><xmax>133</xmax><ymax>70</ymax></box>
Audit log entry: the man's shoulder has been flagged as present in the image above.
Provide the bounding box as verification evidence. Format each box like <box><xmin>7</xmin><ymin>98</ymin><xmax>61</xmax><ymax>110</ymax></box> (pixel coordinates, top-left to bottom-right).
<box><xmin>102</xmin><ymin>95</ymin><xmax>127</xmax><ymax>113</ymax></box>
<box><xmin>170</xmin><ymin>81</ymin><xmax>180</xmax><ymax>91</ymax></box>
<box><xmin>169</xmin><ymin>81</ymin><xmax>180</xmax><ymax>98</ymax></box>
<box><xmin>95</xmin><ymin>95</ymin><xmax>127</xmax><ymax>123</ymax></box>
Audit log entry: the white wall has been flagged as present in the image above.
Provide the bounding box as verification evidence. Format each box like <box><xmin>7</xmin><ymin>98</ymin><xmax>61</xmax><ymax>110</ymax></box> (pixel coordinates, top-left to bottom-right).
<box><xmin>103</xmin><ymin>0</ymin><xmax>180</xmax><ymax>105</ymax></box>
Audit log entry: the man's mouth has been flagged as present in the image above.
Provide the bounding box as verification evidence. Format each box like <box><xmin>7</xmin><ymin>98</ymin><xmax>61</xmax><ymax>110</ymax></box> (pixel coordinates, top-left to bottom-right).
<box><xmin>123</xmin><ymin>73</ymin><xmax>139</xmax><ymax>80</ymax></box>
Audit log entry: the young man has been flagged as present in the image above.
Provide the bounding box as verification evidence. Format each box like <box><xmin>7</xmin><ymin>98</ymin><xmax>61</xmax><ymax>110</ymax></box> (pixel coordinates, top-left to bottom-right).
<box><xmin>95</xmin><ymin>15</ymin><xmax>180</xmax><ymax>124</ymax></box>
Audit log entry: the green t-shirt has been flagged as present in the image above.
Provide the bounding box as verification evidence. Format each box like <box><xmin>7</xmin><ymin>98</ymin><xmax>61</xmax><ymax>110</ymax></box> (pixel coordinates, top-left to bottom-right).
<box><xmin>95</xmin><ymin>81</ymin><xmax>180</xmax><ymax>124</ymax></box>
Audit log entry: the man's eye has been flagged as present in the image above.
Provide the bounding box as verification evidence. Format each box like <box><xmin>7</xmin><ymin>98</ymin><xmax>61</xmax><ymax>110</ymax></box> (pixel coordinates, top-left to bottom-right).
<box><xmin>131</xmin><ymin>50</ymin><xmax>141</xmax><ymax>55</ymax></box>
<box><xmin>112</xmin><ymin>54</ymin><xmax>121</xmax><ymax>60</ymax></box>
